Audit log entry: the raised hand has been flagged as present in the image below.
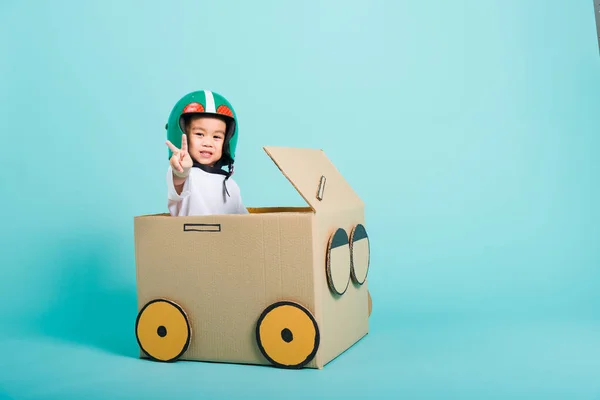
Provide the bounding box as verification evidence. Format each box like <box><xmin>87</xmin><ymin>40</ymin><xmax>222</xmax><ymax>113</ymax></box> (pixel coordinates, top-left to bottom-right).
<box><xmin>166</xmin><ymin>134</ymin><xmax>193</xmax><ymax>177</ymax></box>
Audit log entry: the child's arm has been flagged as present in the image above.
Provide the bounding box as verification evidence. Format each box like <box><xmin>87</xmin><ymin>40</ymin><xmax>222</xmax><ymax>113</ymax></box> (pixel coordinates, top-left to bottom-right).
<box><xmin>171</xmin><ymin>173</ymin><xmax>187</xmax><ymax>195</ymax></box>
<box><xmin>166</xmin><ymin>134</ymin><xmax>193</xmax><ymax>195</ymax></box>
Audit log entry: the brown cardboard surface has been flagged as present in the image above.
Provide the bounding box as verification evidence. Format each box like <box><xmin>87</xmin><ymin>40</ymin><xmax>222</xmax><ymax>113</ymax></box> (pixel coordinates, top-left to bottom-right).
<box><xmin>313</xmin><ymin>208</ymin><xmax>369</xmax><ymax>367</ymax></box>
<box><xmin>134</xmin><ymin>146</ymin><xmax>370</xmax><ymax>369</ymax></box>
<box><xmin>134</xmin><ymin>212</ymin><xmax>318</xmax><ymax>367</ymax></box>
<box><xmin>263</xmin><ymin>146</ymin><xmax>364</xmax><ymax>213</ymax></box>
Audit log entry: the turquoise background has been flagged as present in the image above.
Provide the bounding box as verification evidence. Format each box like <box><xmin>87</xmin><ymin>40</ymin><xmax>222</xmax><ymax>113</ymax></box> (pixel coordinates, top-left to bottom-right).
<box><xmin>1</xmin><ymin>0</ymin><xmax>600</xmax><ymax>398</ymax></box>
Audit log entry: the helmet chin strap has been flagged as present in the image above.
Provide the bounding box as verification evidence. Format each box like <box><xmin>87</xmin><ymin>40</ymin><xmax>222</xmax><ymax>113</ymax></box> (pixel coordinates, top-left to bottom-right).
<box><xmin>192</xmin><ymin>160</ymin><xmax>231</xmax><ymax>200</ymax></box>
<box><xmin>192</xmin><ymin>160</ymin><xmax>227</xmax><ymax>175</ymax></box>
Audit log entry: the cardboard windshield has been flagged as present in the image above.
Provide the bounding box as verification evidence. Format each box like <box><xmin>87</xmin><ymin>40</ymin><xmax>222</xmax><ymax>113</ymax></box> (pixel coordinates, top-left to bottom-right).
<box><xmin>263</xmin><ymin>146</ymin><xmax>364</xmax><ymax>213</ymax></box>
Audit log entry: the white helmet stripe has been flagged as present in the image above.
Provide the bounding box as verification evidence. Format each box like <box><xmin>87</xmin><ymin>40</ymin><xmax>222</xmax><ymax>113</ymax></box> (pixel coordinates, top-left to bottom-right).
<box><xmin>204</xmin><ymin>90</ymin><xmax>216</xmax><ymax>113</ymax></box>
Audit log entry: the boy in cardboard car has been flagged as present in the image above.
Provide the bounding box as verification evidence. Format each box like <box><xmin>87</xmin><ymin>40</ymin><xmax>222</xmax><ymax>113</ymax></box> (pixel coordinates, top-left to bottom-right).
<box><xmin>165</xmin><ymin>90</ymin><xmax>248</xmax><ymax>216</ymax></box>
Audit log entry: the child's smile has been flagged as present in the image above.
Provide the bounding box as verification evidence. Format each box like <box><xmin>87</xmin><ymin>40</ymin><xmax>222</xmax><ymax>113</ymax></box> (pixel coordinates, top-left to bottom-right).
<box><xmin>185</xmin><ymin>116</ymin><xmax>227</xmax><ymax>167</ymax></box>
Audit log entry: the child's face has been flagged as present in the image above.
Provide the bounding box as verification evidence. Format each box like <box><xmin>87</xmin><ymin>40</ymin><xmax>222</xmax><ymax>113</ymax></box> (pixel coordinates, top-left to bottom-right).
<box><xmin>185</xmin><ymin>116</ymin><xmax>226</xmax><ymax>166</ymax></box>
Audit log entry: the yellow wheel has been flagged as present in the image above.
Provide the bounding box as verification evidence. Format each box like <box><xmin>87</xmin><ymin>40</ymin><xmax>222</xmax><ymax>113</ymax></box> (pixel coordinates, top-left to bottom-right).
<box><xmin>256</xmin><ymin>301</ymin><xmax>320</xmax><ymax>369</ymax></box>
<box><xmin>135</xmin><ymin>298</ymin><xmax>191</xmax><ymax>362</ymax></box>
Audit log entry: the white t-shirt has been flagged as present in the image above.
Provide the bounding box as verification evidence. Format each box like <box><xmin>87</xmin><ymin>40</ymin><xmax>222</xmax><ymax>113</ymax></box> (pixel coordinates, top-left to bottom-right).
<box><xmin>167</xmin><ymin>166</ymin><xmax>249</xmax><ymax>216</ymax></box>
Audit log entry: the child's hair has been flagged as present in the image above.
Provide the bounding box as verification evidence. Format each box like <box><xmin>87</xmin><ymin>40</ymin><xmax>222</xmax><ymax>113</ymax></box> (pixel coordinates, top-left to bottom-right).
<box><xmin>182</xmin><ymin>114</ymin><xmax>235</xmax><ymax>182</ymax></box>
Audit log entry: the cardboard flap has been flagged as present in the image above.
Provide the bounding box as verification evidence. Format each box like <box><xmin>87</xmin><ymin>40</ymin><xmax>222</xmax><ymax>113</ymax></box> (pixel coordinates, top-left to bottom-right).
<box><xmin>263</xmin><ymin>146</ymin><xmax>364</xmax><ymax>212</ymax></box>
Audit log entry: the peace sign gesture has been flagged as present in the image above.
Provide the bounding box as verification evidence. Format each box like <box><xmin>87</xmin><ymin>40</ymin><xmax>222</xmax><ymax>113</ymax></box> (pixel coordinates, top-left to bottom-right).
<box><xmin>166</xmin><ymin>134</ymin><xmax>193</xmax><ymax>178</ymax></box>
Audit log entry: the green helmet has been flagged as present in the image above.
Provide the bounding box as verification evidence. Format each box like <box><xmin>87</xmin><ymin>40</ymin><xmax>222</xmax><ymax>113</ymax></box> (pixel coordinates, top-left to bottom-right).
<box><xmin>166</xmin><ymin>90</ymin><xmax>239</xmax><ymax>168</ymax></box>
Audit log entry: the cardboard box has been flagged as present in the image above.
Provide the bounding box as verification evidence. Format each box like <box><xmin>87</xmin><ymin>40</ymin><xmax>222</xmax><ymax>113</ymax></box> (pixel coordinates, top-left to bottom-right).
<box><xmin>133</xmin><ymin>146</ymin><xmax>371</xmax><ymax>369</ymax></box>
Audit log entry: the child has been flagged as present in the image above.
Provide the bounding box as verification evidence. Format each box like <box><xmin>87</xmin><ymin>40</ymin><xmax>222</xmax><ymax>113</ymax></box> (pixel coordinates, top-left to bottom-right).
<box><xmin>164</xmin><ymin>90</ymin><xmax>249</xmax><ymax>216</ymax></box>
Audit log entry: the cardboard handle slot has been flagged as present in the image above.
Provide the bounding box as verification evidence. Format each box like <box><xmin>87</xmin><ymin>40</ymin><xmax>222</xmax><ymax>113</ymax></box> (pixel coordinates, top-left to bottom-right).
<box><xmin>183</xmin><ymin>223</ymin><xmax>221</xmax><ymax>232</ymax></box>
<box><xmin>316</xmin><ymin>175</ymin><xmax>326</xmax><ymax>201</ymax></box>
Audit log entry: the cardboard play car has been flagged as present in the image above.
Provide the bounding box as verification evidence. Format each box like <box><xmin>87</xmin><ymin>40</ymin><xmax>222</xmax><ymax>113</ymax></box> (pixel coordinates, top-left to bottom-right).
<box><xmin>133</xmin><ymin>146</ymin><xmax>372</xmax><ymax>369</ymax></box>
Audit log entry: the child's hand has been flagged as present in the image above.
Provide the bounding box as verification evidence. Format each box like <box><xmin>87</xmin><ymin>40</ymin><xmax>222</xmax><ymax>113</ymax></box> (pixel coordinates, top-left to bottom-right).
<box><xmin>166</xmin><ymin>134</ymin><xmax>193</xmax><ymax>178</ymax></box>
